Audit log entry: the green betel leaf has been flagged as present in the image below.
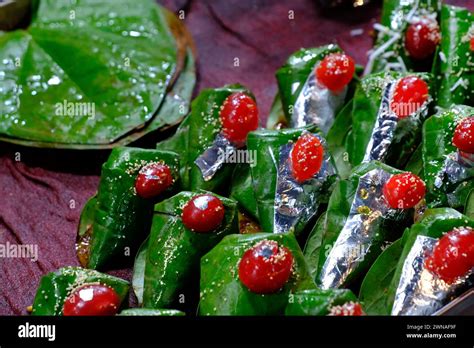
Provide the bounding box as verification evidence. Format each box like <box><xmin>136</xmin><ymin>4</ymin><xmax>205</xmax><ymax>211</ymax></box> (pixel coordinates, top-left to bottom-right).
<box><xmin>109</xmin><ymin>47</ymin><xmax>196</xmax><ymax>148</ymax></box>
<box><xmin>349</xmin><ymin>71</ymin><xmax>433</xmax><ymax>169</ymax></box>
<box><xmin>142</xmin><ymin>191</ymin><xmax>238</xmax><ymax>310</ymax></box>
<box><xmin>0</xmin><ymin>0</ymin><xmax>195</xmax><ymax>148</ymax></box>
<box><xmin>366</xmin><ymin>0</ymin><xmax>441</xmax><ymax>75</ymax></box>
<box><xmin>187</xmin><ymin>85</ymin><xmax>253</xmax><ymax>193</ymax></box>
<box><xmin>386</xmin><ymin>208</ymin><xmax>474</xmax><ymax>312</ymax></box>
<box><xmin>422</xmin><ymin>105</ymin><xmax>474</xmax><ymax>209</ymax></box>
<box><xmin>285</xmin><ymin>288</ymin><xmax>358</xmax><ymax>316</ymax></box>
<box><xmin>131</xmin><ymin>236</ymin><xmax>149</xmax><ymax>306</ymax></box>
<box><xmin>359</xmin><ymin>238</ymin><xmax>403</xmax><ymax>315</ymax></box>
<box><xmin>465</xmin><ymin>190</ymin><xmax>474</xmax><ymax>219</ymax></box>
<box><xmin>435</xmin><ymin>5</ymin><xmax>474</xmax><ymax>108</ymax></box>
<box><xmin>230</xmin><ymin>163</ymin><xmax>258</xmax><ymax>220</ymax></box>
<box><xmin>156</xmin><ymin>115</ymin><xmax>191</xmax><ymax>188</ymax></box>
<box><xmin>326</xmin><ymin>99</ymin><xmax>353</xmax><ymax>179</ymax></box>
<box><xmin>275</xmin><ymin>45</ymin><xmax>342</xmax><ymax>125</ymax></box>
<box><xmin>118</xmin><ymin>308</ymin><xmax>184</xmax><ymax>316</ymax></box>
<box><xmin>246</xmin><ymin>126</ymin><xmax>318</xmax><ymax>232</ymax></box>
<box><xmin>404</xmin><ymin>144</ymin><xmax>423</xmax><ymax>177</ymax></box>
<box><xmin>303</xmin><ymin>212</ymin><xmax>327</xmax><ymax>282</ymax></box>
<box><xmin>31</xmin><ymin>267</ymin><xmax>129</xmax><ymax>316</ymax></box>
<box><xmin>86</xmin><ymin>147</ymin><xmax>180</xmax><ymax>270</ymax></box>
<box><xmin>157</xmin><ymin>84</ymin><xmax>254</xmax><ymax>194</ymax></box>
<box><xmin>199</xmin><ymin>232</ymin><xmax>314</xmax><ymax>316</ymax></box>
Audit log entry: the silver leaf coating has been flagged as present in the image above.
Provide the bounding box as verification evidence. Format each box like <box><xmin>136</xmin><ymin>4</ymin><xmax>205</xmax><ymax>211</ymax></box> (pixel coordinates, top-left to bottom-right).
<box><xmin>274</xmin><ymin>132</ymin><xmax>336</xmax><ymax>234</ymax></box>
<box><xmin>319</xmin><ymin>168</ymin><xmax>394</xmax><ymax>289</ymax></box>
<box><xmin>362</xmin><ymin>78</ymin><xmax>428</xmax><ymax>164</ymax></box>
<box><xmin>292</xmin><ymin>65</ymin><xmax>347</xmax><ymax>134</ymax></box>
<box><xmin>194</xmin><ymin>134</ymin><xmax>235</xmax><ymax>181</ymax></box>
<box><xmin>392</xmin><ymin>235</ymin><xmax>469</xmax><ymax>315</ymax></box>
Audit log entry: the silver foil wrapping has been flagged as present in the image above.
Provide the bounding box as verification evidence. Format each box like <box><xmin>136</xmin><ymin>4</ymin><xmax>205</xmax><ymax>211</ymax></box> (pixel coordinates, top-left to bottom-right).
<box><xmin>434</xmin><ymin>151</ymin><xmax>474</xmax><ymax>188</ymax></box>
<box><xmin>391</xmin><ymin>235</ymin><xmax>469</xmax><ymax>316</ymax></box>
<box><xmin>194</xmin><ymin>133</ymin><xmax>235</xmax><ymax>181</ymax></box>
<box><xmin>362</xmin><ymin>82</ymin><xmax>397</xmax><ymax>163</ymax></box>
<box><xmin>292</xmin><ymin>64</ymin><xmax>347</xmax><ymax>134</ymax></box>
<box><xmin>362</xmin><ymin>79</ymin><xmax>427</xmax><ymax>163</ymax></box>
<box><xmin>458</xmin><ymin>151</ymin><xmax>474</xmax><ymax>168</ymax></box>
<box><xmin>273</xmin><ymin>133</ymin><xmax>336</xmax><ymax>234</ymax></box>
<box><xmin>319</xmin><ymin>168</ymin><xmax>394</xmax><ymax>289</ymax></box>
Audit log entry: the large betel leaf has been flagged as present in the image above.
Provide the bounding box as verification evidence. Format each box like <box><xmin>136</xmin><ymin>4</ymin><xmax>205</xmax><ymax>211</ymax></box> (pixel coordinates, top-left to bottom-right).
<box><xmin>199</xmin><ymin>232</ymin><xmax>315</xmax><ymax>316</ymax></box>
<box><xmin>31</xmin><ymin>266</ymin><xmax>129</xmax><ymax>316</ymax></box>
<box><xmin>110</xmin><ymin>46</ymin><xmax>195</xmax><ymax>148</ymax></box>
<box><xmin>0</xmin><ymin>0</ymin><xmax>195</xmax><ymax>148</ymax></box>
<box><xmin>434</xmin><ymin>5</ymin><xmax>474</xmax><ymax>108</ymax></box>
<box><xmin>365</xmin><ymin>0</ymin><xmax>441</xmax><ymax>75</ymax></box>
<box><xmin>86</xmin><ymin>147</ymin><xmax>181</xmax><ymax>270</ymax></box>
<box><xmin>422</xmin><ymin>105</ymin><xmax>474</xmax><ymax>209</ymax></box>
<box><xmin>142</xmin><ymin>191</ymin><xmax>238</xmax><ymax>310</ymax></box>
<box><xmin>386</xmin><ymin>208</ymin><xmax>474</xmax><ymax>312</ymax></box>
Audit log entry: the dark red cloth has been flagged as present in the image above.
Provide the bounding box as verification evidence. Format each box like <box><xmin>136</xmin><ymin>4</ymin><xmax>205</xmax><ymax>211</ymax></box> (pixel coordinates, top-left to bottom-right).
<box><xmin>1</xmin><ymin>0</ymin><xmax>472</xmax><ymax>315</ymax></box>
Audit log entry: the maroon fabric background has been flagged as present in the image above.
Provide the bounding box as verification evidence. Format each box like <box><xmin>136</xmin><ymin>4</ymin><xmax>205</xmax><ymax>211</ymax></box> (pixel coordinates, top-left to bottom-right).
<box><xmin>1</xmin><ymin>0</ymin><xmax>473</xmax><ymax>315</ymax></box>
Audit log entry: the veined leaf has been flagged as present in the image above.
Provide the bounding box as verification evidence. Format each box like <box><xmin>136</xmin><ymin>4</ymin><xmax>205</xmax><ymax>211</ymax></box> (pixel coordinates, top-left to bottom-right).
<box><xmin>0</xmin><ymin>0</ymin><xmax>195</xmax><ymax>148</ymax></box>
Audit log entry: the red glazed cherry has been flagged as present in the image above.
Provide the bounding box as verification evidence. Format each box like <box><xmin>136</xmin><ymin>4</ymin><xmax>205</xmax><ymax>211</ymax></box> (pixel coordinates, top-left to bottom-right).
<box><xmin>181</xmin><ymin>194</ymin><xmax>225</xmax><ymax>233</ymax></box>
<box><xmin>291</xmin><ymin>133</ymin><xmax>324</xmax><ymax>183</ymax></box>
<box><xmin>383</xmin><ymin>172</ymin><xmax>426</xmax><ymax>209</ymax></box>
<box><xmin>470</xmin><ymin>37</ymin><xmax>474</xmax><ymax>52</ymax></box>
<box><xmin>452</xmin><ymin>117</ymin><xmax>474</xmax><ymax>154</ymax></box>
<box><xmin>63</xmin><ymin>284</ymin><xmax>120</xmax><ymax>316</ymax></box>
<box><xmin>316</xmin><ymin>53</ymin><xmax>355</xmax><ymax>92</ymax></box>
<box><xmin>405</xmin><ymin>17</ymin><xmax>441</xmax><ymax>60</ymax></box>
<box><xmin>390</xmin><ymin>76</ymin><xmax>429</xmax><ymax>118</ymax></box>
<box><xmin>329</xmin><ymin>302</ymin><xmax>364</xmax><ymax>316</ymax></box>
<box><xmin>425</xmin><ymin>227</ymin><xmax>474</xmax><ymax>284</ymax></box>
<box><xmin>135</xmin><ymin>163</ymin><xmax>173</xmax><ymax>199</ymax></box>
<box><xmin>220</xmin><ymin>92</ymin><xmax>259</xmax><ymax>147</ymax></box>
<box><xmin>238</xmin><ymin>240</ymin><xmax>293</xmax><ymax>294</ymax></box>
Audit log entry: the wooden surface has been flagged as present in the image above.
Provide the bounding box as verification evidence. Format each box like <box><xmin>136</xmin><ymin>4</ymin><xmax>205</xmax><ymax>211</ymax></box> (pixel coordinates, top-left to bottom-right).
<box><xmin>1</xmin><ymin>0</ymin><xmax>473</xmax><ymax>315</ymax></box>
